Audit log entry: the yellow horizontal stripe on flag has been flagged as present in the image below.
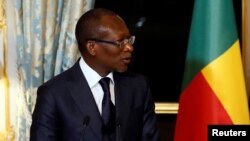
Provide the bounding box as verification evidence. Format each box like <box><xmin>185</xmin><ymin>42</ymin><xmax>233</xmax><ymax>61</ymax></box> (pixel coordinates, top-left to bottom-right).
<box><xmin>201</xmin><ymin>40</ymin><xmax>250</xmax><ymax>124</ymax></box>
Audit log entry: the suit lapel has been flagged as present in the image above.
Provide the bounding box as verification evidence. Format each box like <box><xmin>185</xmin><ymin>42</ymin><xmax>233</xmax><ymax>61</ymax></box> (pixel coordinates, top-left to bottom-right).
<box><xmin>114</xmin><ymin>73</ymin><xmax>133</xmax><ymax>140</ymax></box>
<box><xmin>67</xmin><ymin>62</ymin><xmax>134</xmax><ymax>141</ymax></box>
<box><xmin>67</xmin><ymin>61</ymin><xmax>103</xmax><ymax>141</ymax></box>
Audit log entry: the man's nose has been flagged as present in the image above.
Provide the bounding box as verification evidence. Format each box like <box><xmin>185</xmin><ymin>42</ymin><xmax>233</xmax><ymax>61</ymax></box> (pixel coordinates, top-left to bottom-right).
<box><xmin>123</xmin><ymin>44</ymin><xmax>134</xmax><ymax>52</ymax></box>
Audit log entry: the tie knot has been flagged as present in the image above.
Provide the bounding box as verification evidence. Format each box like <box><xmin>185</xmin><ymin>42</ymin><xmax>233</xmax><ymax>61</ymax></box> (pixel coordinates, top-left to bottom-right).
<box><xmin>99</xmin><ymin>77</ymin><xmax>110</xmax><ymax>92</ymax></box>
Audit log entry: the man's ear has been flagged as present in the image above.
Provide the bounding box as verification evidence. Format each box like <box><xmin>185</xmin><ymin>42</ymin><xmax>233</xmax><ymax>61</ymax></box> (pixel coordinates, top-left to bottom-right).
<box><xmin>86</xmin><ymin>41</ymin><xmax>96</xmax><ymax>56</ymax></box>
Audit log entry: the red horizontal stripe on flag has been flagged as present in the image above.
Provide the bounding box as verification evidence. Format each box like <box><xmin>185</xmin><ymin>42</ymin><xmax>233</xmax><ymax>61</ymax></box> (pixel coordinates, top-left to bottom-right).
<box><xmin>174</xmin><ymin>72</ymin><xmax>232</xmax><ymax>141</ymax></box>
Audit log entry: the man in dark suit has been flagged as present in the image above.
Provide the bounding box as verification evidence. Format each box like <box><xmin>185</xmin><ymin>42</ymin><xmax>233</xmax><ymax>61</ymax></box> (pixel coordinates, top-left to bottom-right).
<box><xmin>30</xmin><ymin>8</ymin><xmax>161</xmax><ymax>141</ymax></box>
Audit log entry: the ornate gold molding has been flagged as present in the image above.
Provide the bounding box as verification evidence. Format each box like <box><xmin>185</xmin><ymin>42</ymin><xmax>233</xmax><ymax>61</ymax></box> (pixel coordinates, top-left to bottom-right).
<box><xmin>155</xmin><ymin>102</ymin><xmax>179</xmax><ymax>114</ymax></box>
<box><xmin>0</xmin><ymin>126</ymin><xmax>15</xmax><ymax>141</ymax></box>
<box><xmin>0</xmin><ymin>0</ymin><xmax>15</xmax><ymax>141</ymax></box>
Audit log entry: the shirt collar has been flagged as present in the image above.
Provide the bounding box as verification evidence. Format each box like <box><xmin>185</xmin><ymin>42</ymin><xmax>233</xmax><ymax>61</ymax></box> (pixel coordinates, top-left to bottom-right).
<box><xmin>79</xmin><ymin>57</ymin><xmax>114</xmax><ymax>88</ymax></box>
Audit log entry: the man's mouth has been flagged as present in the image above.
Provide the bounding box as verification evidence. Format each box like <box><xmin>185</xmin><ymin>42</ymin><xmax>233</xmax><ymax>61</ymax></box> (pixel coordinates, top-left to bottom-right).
<box><xmin>121</xmin><ymin>57</ymin><xmax>131</xmax><ymax>64</ymax></box>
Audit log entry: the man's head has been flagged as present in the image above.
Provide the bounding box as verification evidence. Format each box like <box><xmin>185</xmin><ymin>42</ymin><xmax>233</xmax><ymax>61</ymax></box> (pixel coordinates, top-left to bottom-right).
<box><xmin>75</xmin><ymin>8</ymin><xmax>134</xmax><ymax>76</ymax></box>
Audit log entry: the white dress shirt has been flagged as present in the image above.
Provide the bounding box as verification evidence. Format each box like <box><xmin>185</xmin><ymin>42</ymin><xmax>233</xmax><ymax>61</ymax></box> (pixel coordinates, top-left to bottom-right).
<box><xmin>79</xmin><ymin>57</ymin><xmax>115</xmax><ymax>115</ymax></box>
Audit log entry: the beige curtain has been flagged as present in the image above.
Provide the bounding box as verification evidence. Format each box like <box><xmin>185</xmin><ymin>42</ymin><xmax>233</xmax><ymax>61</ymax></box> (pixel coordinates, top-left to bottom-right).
<box><xmin>13</xmin><ymin>0</ymin><xmax>93</xmax><ymax>140</ymax></box>
<box><xmin>243</xmin><ymin>0</ymin><xmax>250</xmax><ymax>101</ymax></box>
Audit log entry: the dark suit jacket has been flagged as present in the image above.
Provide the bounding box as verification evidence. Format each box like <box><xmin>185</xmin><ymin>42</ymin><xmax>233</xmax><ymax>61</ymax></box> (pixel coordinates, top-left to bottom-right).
<box><xmin>30</xmin><ymin>59</ymin><xmax>161</xmax><ymax>141</ymax></box>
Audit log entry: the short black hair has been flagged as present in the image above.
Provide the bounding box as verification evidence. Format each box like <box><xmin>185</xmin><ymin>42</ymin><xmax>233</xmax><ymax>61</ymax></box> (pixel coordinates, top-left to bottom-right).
<box><xmin>75</xmin><ymin>8</ymin><xmax>118</xmax><ymax>54</ymax></box>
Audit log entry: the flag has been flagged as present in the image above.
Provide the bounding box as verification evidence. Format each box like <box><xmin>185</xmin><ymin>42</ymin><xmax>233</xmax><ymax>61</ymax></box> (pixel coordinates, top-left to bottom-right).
<box><xmin>174</xmin><ymin>0</ymin><xmax>250</xmax><ymax>141</ymax></box>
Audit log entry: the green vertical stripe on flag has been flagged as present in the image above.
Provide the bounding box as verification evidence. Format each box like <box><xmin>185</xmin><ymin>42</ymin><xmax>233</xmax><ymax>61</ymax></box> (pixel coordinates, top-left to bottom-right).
<box><xmin>182</xmin><ymin>0</ymin><xmax>238</xmax><ymax>90</ymax></box>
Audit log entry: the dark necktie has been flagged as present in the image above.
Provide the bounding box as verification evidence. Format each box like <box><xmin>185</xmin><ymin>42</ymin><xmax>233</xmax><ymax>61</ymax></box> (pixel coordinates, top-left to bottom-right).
<box><xmin>99</xmin><ymin>77</ymin><xmax>116</xmax><ymax>134</ymax></box>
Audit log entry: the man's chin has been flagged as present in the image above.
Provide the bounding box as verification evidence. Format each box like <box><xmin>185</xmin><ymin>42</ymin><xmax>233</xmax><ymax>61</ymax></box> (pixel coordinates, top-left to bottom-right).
<box><xmin>115</xmin><ymin>66</ymin><xmax>128</xmax><ymax>73</ymax></box>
